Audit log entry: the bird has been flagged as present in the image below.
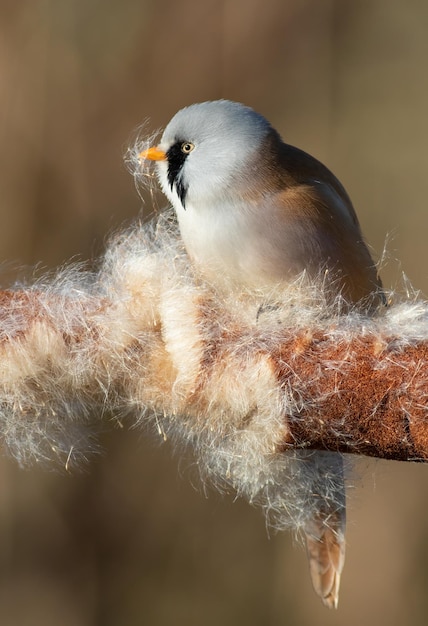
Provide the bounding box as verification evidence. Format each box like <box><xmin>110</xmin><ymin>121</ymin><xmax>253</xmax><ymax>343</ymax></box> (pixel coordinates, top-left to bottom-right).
<box><xmin>140</xmin><ymin>99</ymin><xmax>383</xmax><ymax>608</ymax></box>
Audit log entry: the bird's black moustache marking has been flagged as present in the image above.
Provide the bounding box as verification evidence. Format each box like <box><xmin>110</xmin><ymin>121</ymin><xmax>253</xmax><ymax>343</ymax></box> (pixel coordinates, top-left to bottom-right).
<box><xmin>166</xmin><ymin>140</ymin><xmax>189</xmax><ymax>208</ymax></box>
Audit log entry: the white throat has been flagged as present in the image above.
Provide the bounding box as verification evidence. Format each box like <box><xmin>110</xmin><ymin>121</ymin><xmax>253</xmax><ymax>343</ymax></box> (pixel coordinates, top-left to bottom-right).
<box><xmin>175</xmin><ymin>197</ymin><xmax>247</xmax><ymax>283</ymax></box>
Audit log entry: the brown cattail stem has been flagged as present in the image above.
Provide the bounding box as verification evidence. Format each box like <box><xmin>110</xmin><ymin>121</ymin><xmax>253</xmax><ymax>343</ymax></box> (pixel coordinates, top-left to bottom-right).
<box><xmin>272</xmin><ymin>332</ymin><xmax>428</xmax><ymax>462</ymax></box>
<box><xmin>0</xmin><ymin>229</ymin><xmax>427</xmax><ymax>470</ymax></box>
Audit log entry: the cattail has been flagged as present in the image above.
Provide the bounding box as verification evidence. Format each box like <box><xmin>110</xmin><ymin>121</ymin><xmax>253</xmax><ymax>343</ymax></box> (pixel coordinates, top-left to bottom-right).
<box><xmin>0</xmin><ymin>210</ymin><xmax>427</xmax><ymax>535</ymax></box>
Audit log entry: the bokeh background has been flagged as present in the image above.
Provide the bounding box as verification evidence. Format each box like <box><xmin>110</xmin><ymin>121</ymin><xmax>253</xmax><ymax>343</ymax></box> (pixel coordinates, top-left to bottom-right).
<box><xmin>1</xmin><ymin>1</ymin><xmax>428</xmax><ymax>624</ymax></box>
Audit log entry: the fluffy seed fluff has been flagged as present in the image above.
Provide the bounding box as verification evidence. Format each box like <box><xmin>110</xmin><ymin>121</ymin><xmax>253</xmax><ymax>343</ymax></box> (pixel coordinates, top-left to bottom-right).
<box><xmin>0</xmin><ymin>206</ymin><xmax>427</xmax><ymax>535</ymax></box>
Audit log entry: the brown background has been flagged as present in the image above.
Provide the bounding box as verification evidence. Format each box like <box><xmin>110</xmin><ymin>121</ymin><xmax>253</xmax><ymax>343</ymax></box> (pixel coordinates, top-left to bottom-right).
<box><xmin>1</xmin><ymin>1</ymin><xmax>428</xmax><ymax>624</ymax></box>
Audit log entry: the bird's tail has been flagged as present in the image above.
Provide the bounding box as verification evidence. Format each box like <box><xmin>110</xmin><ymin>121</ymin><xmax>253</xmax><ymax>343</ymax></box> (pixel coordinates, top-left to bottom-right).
<box><xmin>304</xmin><ymin>508</ymin><xmax>346</xmax><ymax>609</ymax></box>
<box><xmin>300</xmin><ymin>450</ymin><xmax>346</xmax><ymax>608</ymax></box>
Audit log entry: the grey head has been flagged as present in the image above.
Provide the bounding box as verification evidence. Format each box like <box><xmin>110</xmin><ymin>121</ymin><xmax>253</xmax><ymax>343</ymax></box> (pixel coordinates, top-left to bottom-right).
<box><xmin>155</xmin><ymin>100</ymin><xmax>276</xmax><ymax>209</ymax></box>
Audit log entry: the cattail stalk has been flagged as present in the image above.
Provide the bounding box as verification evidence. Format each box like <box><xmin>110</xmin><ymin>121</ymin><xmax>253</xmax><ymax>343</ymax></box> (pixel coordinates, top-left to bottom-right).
<box><xmin>0</xmin><ymin>213</ymin><xmax>427</xmax><ymax>527</ymax></box>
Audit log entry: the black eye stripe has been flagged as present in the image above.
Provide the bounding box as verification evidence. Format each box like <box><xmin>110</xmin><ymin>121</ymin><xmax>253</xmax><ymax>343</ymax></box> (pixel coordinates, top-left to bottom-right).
<box><xmin>166</xmin><ymin>140</ymin><xmax>190</xmax><ymax>207</ymax></box>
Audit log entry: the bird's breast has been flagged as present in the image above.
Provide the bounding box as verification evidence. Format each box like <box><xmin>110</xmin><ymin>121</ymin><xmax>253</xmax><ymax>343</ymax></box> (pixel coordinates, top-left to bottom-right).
<box><xmin>175</xmin><ymin>198</ymin><xmax>309</xmax><ymax>292</ymax></box>
<box><xmin>174</xmin><ymin>193</ymin><xmax>382</xmax><ymax>309</ymax></box>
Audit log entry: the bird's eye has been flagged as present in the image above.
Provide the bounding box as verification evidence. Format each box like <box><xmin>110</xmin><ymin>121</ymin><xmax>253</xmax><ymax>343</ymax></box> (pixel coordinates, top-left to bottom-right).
<box><xmin>181</xmin><ymin>142</ymin><xmax>194</xmax><ymax>154</ymax></box>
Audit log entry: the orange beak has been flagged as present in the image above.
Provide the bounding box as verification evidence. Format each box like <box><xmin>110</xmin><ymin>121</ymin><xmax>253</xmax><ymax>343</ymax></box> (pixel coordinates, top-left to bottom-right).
<box><xmin>139</xmin><ymin>146</ymin><xmax>167</xmax><ymax>161</ymax></box>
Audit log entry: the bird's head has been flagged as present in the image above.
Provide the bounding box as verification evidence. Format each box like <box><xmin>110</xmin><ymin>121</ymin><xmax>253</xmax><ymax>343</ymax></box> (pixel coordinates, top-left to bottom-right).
<box><xmin>140</xmin><ymin>100</ymin><xmax>276</xmax><ymax>210</ymax></box>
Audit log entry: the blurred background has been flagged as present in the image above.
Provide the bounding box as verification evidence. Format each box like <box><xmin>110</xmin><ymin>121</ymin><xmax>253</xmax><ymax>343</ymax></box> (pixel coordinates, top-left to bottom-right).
<box><xmin>1</xmin><ymin>1</ymin><xmax>428</xmax><ymax>624</ymax></box>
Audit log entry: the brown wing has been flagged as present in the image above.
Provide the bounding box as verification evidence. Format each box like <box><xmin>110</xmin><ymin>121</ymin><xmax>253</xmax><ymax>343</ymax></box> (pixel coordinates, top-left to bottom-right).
<box><xmin>296</xmin><ymin>183</ymin><xmax>382</xmax><ymax>306</ymax></box>
<box><xmin>256</xmin><ymin>133</ymin><xmax>384</xmax><ymax>308</ymax></box>
<box><xmin>253</xmin><ymin>182</ymin><xmax>383</xmax><ymax>309</ymax></box>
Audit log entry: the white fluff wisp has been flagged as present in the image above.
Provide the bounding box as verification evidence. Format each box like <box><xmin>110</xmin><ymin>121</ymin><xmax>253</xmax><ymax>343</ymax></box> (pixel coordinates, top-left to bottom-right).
<box><xmin>1</xmin><ymin>207</ymin><xmax>428</xmax><ymax>537</ymax></box>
